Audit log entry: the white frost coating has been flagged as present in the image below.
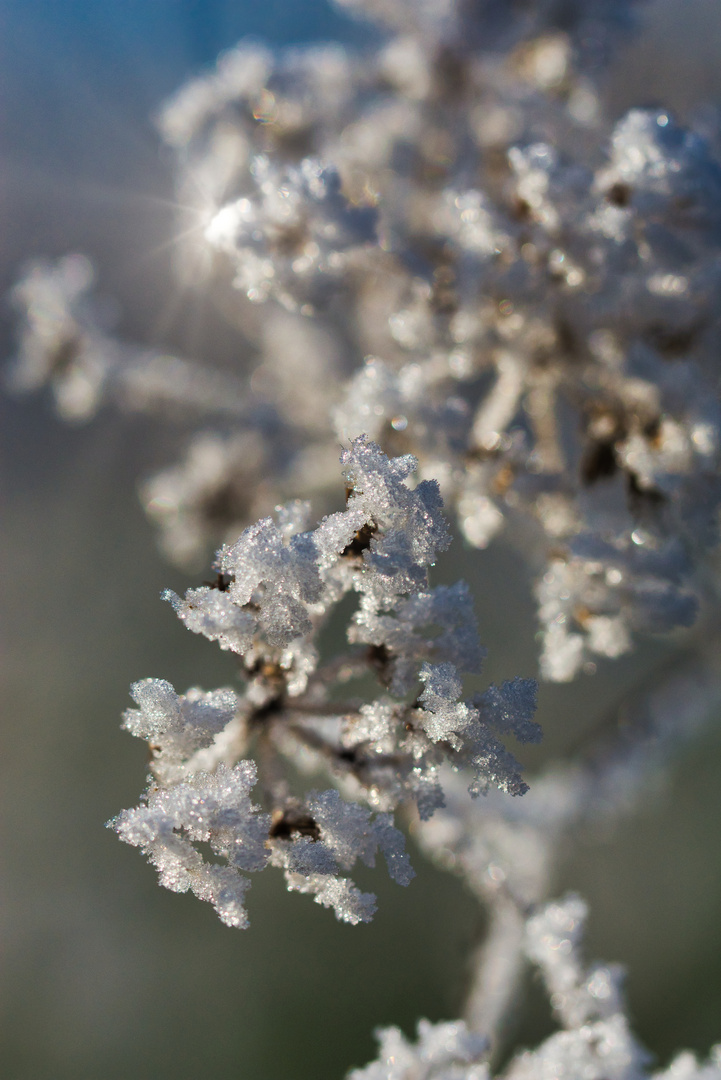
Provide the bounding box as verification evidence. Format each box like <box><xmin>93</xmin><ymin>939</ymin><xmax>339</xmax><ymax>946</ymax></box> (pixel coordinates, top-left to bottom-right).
<box><xmin>652</xmin><ymin>1050</ymin><xmax>721</xmax><ymax>1080</ymax></box>
<box><xmin>122</xmin><ymin>678</ymin><xmax>239</xmax><ymax>783</ymax></box>
<box><xmin>310</xmin><ymin>789</ymin><xmax>415</xmax><ymax>886</ymax></box>
<box><xmin>341</xmin><ymin>436</ymin><xmax>451</xmax><ymax>581</ymax></box>
<box><xmin>220</xmin><ymin>516</ymin><xmax>321</xmax><ymax>645</ymax></box>
<box><xmin>14</xmin><ymin>0</ymin><xmax>721</xmax><ymax>685</ymax></box>
<box><xmin>419</xmin><ymin>663</ymin><xmax>474</xmax><ymax>748</ymax></box>
<box><xmin>350</xmin><ymin>892</ymin><xmax>720</xmax><ymax>1080</ymax></box>
<box><xmin>348</xmin><ymin>1019</ymin><xmax>489</xmax><ymax>1080</ymax></box>
<box><xmin>164</xmin><ymin>586</ymin><xmax>258</xmax><ymax>654</ymax></box>
<box><xmin>12</xmin><ymin>4</ymin><xmax>721</xmax><ymax>1076</ymax></box>
<box><xmin>204</xmin><ymin>155</ymin><xmax>378</xmax><ymax>310</ymax></box>
<box><xmin>9</xmin><ymin>258</ymin><xmax>249</xmax><ymax>421</ymax></box>
<box><xmin>474</xmin><ymin>679</ymin><xmax>540</xmax><ymax>745</ymax></box>
<box><xmin>416</xmin><ymin>666</ymin><xmax>541</xmax><ymax>797</ymax></box>
<box><xmin>525</xmin><ymin>895</ymin><xmax>626</xmax><ymax>1029</ymax></box>
<box><xmin>110</xmin><ymin>761</ymin><xmax>269</xmax><ymax>928</ymax></box>
<box><xmin>285</xmin><ymin>872</ymin><xmax>378</xmax><ymax>925</ymax></box>
<box><xmin>265</xmin><ymin>789</ymin><xmax>414</xmax><ymax>922</ymax></box>
<box><xmin>342</xmin><ymin>700</ymin><xmax>398</xmax><ymax>755</ymax></box>
<box><xmin>505</xmin><ymin>1014</ymin><xmax>647</xmax><ymax>1080</ymax></box>
<box><xmin>110</xmin><ymin>440</ymin><xmax>531</xmax><ymax>926</ymax></box>
<box><xmin>16</xmin><ymin>21</ymin><xmax>721</xmax><ymax>685</ymax></box>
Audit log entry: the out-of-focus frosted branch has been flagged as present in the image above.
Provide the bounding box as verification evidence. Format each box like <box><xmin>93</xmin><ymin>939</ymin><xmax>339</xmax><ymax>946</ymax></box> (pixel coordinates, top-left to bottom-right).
<box><xmin>8</xmin><ymin>255</ymin><xmax>250</xmax><ymax>421</ymax></box>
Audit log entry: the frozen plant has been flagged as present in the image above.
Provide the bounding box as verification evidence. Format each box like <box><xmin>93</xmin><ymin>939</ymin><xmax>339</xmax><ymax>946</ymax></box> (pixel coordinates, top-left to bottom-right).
<box><xmin>13</xmin><ymin>0</ymin><xmax>721</xmax><ymax>680</ymax></box>
<box><xmin>110</xmin><ymin>437</ymin><xmax>540</xmax><ymax>926</ymax></box>
<box><xmin>7</xmin><ymin>0</ymin><xmax>721</xmax><ymax>1076</ymax></box>
<box><xmin>7</xmin><ymin>254</ymin><xmax>252</xmax><ymax>422</ymax></box>
<box><xmin>350</xmin><ymin>896</ymin><xmax>721</xmax><ymax>1080</ymax></box>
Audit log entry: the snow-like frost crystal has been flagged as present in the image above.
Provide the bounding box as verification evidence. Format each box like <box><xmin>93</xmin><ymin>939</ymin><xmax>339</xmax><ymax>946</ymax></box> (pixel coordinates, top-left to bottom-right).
<box><xmin>475</xmin><ymin>678</ymin><xmax>540</xmax><ymax>744</ymax></box>
<box><xmin>350</xmin><ymin>890</ymin><xmax>721</xmax><ymax>1080</ymax></box>
<box><xmin>164</xmin><ymin>585</ymin><xmax>259</xmax><ymax>655</ymax></box>
<box><xmin>284</xmin><ymin>871</ymin><xmax>378</xmax><ymax>925</ymax></box>
<box><xmin>652</xmin><ymin>1050</ymin><xmax>721</xmax><ymax>1080</ymax></box>
<box><xmin>110</xmin><ymin>760</ymin><xmax>269</xmax><ymax>928</ymax></box>
<box><xmin>268</xmin><ymin>789</ymin><xmax>414</xmax><ymax>923</ymax></box>
<box><xmin>505</xmin><ymin>1015</ymin><xmax>646</xmax><ymax>1080</ymax></box>
<box><xmin>310</xmin><ymin>789</ymin><xmax>415</xmax><ymax>886</ymax></box>
<box><xmin>111</xmin><ymin>439</ymin><xmax>535</xmax><ymax>925</ymax></box>
<box><xmin>205</xmin><ymin>155</ymin><xmax>378</xmax><ymax>310</ymax></box>
<box><xmin>14</xmin><ymin>0</ymin><xmax>721</xmax><ymax>683</ymax></box>
<box><xmin>416</xmin><ymin>664</ymin><xmax>541</xmax><ymax>796</ymax></box>
<box><xmin>348</xmin><ymin>1019</ymin><xmax>490</xmax><ymax>1080</ymax></box>
<box><xmin>501</xmin><ymin>895</ymin><xmax>649</xmax><ymax>1080</ymax></box>
<box><xmin>525</xmin><ymin>895</ymin><xmax>627</xmax><ymax>1029</ymax></box>
<box><xmin>10</xmin><ymin>0</ymin><xmax>721</xmax><ymax>1074</ymax></box>
<box><xmin>122</xmin><ymin>678</ymin><xmax>239</xmax><ymax>784</ymax></box>
<box><xmin>419</xmin><ymin>663</ymin><xmax>473</xmax><ymax>748</ymax></box>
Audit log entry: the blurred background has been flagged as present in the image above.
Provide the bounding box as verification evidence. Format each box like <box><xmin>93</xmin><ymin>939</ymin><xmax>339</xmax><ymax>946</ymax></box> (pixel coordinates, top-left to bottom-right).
<box><xmin>2</xmin><ymin>1</ymin><xmax>721</xmax><ymax>1077</ymax></box>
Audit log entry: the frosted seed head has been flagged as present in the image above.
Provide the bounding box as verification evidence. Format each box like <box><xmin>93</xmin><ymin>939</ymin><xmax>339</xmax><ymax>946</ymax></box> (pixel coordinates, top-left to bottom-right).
<box><xmin>348</xmin><ymin>1017</ymin><xmax>489</xmax><ymax>1080</ymax></box>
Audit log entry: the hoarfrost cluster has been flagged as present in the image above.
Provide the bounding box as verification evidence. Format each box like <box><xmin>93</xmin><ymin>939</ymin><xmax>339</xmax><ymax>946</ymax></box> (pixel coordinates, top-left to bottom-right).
<box><xmin>13</xmin><ymin>0</ymin><xmax>721</xmax><ymax>681</ymax></box>
<box><xmin>110</xmin><ymin>436</ymin><xmax>539</xmax><ymax>927</ymax></box>
<box><xmin>350</xmin><ymin>896</ymin><xmax>721</xmax><ymax>1080</ymax></box>
<box><xmin>8</xmin><ymin>0</ymin><xmax>721</xmax><ymax>1076</ymax></box>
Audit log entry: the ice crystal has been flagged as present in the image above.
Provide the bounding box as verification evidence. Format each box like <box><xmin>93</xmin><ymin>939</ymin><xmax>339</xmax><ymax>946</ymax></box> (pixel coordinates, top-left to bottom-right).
<box><xmin>348</xmin><ymin>1019</ymin><xmax>489</xmax><ymax>1080</ymax></box>
<box><xmin>9</xmin><ymin>1</ymin><xmax>721</xmax><ymax>1075</ymax></box>
<box><xmin>350</xmin><ymin>892</ymin><xmax>721</xmax><ymax>1080</ymax></box>
<box><xmin>111</xmin><ymin>760</ymin><xmax>268</xmax><ymax>928</ymax></box>
<box><xmin>204</xmin><ymin>155</ymin><xmax>377</xmax><ymax>310</ymax></box>
<box><xmin>110</xmin><ymin>439</ymin><xmax>536</xmax><ymax>925</ymax></box>
<box><xmin>14</xmin><ymin>0</ymin><xmax>721</xmax><ymax>683</ymax></box>
<box><xmin>122</xmin><ymin>678</ymin><xmax>239</xmax><ymax>784</ymax></box>
<box><xmin>154</xmin><ymin>19</ymin><xmax>721</xmax><ymax>682</ymax></box>
<box><xmin>8</xmin><ymin>256</ymin><xmax>249</xmax><ymax>422</ymax></box>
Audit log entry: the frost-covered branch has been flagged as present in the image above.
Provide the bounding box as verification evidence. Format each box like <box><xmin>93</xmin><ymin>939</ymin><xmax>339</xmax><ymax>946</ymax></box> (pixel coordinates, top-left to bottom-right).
<box><xmin>7</xmin><ymin>0</ymin><xmax>721</xmax><ymax>1074</ymax></box>
<box><xmin>109</xmin><ymin>438</ymin><xmax>539</xmax><ymax>926</ymax></box>
<box><xmin>349</xmin><ymin>895</ymin><xmax>721</xmax><ymax>1080</ymax></box>
<box><xmin>13</xmin><ymin>0</ymin><xmax>721</xmax><ymax>680</ymax></box>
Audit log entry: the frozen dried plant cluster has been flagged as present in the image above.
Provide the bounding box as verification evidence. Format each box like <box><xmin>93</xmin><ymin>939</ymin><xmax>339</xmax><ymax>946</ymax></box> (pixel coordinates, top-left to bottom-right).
<box><xmin>7</xmin><ymin>254</ymin><xmax>252</xmax><ymax>423</ymax></box>
<box><xmin>349</xmin><ymin>895</ymin><xmax>721</xmax><ymax>1080</ymax></box>
<box><xmin>7</xmin><ymin>0</ymin><xmax>721</xmax><ymax>1076</ymax></box>
<box><xmin>12</xmin><ymin>0</ymin><xmax>721</xmax><ymax>679</ymax></box>
<box><xmin>110</xmin><ymin>437</ymin><xmax>540</xmax><ymax>926</ymax></box>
